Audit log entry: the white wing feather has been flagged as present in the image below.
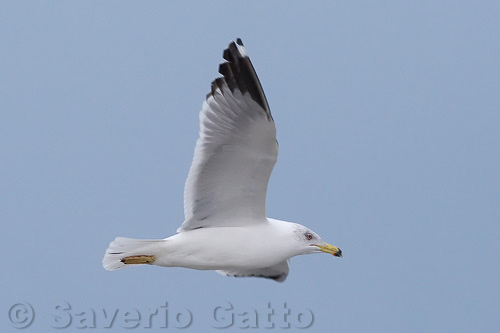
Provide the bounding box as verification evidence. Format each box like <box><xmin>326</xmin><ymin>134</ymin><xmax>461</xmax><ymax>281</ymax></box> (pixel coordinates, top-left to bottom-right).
<box><xmin>178</xmin><ymin>39</ymin><xmax>277</xmax><ymax>232</ymax></box>
<box><xmin>217</xmin><ymin>260</ymin><xmax>289</xmax><ymax>282</ymax></box>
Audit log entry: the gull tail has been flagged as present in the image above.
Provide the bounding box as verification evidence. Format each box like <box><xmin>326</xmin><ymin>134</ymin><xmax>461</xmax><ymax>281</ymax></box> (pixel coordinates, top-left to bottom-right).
<box><xmin>102</xmin><ymin>237</ymin><xmax>164</xmax><ymax>271</ymax></box>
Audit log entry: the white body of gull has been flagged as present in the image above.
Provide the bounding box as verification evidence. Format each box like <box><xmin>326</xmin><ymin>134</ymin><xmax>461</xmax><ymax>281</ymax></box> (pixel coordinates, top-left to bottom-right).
<box><xmin>103</xmin><ymin>39</ymin><xmax>342</xmax><ymax>282</ymax></box>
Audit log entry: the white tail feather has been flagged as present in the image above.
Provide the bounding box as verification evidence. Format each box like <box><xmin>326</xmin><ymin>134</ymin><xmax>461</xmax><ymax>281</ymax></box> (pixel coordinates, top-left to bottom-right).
<box><xmin>102</xmin><ymin>237</ymin><xmax>164</xmax><ymax>271</ymax></box>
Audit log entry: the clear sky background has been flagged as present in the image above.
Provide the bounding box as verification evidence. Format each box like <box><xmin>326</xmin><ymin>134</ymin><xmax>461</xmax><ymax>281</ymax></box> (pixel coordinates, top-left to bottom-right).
<box><xmin>1</xmin><ymin>1</ymin><xmax>499</xmax><ymax>332</ymax></box>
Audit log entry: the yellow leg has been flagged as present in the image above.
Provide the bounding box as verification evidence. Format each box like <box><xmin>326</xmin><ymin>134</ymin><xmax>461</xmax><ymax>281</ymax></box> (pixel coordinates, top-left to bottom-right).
<box><xmin>121</xmin><ymin>255</ymin><xmax>156</xmax><ymax>265</ymax></box>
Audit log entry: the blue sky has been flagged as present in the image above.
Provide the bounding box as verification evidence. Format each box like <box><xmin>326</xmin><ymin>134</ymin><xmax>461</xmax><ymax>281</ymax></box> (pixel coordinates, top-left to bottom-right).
<box><xmin>1</xmin><ymin>1</ymin><xmax>499</xmax><ymax>332</ymax></box>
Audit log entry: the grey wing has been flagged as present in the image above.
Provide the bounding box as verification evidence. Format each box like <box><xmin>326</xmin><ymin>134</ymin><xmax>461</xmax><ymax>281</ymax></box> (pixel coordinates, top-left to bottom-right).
<box><xmin>217</xmin><ymin>260</ymin><xmax>289</xmax><ymax>282</ymax></box>
<box><xmin>178</xmin><ymin>39</ymin><xmax>277</xmax><ymax>232</ymax></box>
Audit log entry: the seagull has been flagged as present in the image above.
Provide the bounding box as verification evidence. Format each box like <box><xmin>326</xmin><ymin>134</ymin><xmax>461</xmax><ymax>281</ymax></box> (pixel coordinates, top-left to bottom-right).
<box><xmin>103</xmin><ymin>39</ymin><xmax>342</xmax><ymax>282</ymax></box>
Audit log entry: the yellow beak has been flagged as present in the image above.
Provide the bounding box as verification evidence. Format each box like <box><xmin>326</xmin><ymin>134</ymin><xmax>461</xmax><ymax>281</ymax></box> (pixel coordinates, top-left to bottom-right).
<box><xmin>315</xmin><ymin>244</ymin><xmax>343</xmax><ymax>257</ymax></box>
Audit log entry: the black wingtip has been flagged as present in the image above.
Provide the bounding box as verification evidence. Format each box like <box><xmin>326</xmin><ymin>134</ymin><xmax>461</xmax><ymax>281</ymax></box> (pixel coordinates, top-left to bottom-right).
<box><xmin>206</xmin><ymin>39</ymin><xmax>272</xmax><ymax>119</ymax></box>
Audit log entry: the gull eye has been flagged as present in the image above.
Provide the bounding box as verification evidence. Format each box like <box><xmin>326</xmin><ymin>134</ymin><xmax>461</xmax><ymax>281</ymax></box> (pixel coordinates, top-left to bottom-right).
<box><xmin>305</xmin><ymin>232</ymin><xmax>313</xmax><ymax>240</ymax></box>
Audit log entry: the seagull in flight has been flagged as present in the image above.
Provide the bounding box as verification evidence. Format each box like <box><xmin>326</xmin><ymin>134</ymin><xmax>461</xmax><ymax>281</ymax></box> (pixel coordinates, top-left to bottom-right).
<box><xmin>103</xmin><ymin>39</ymin><xmax>342</xmax><ymax>282</ymax></box>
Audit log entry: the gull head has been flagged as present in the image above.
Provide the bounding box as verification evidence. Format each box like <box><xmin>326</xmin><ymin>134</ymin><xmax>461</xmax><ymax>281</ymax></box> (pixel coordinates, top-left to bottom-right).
<box><xmin>290</xmin><ymin>223</ymin><xmax>342</xmax><ymax>258</ymax></box>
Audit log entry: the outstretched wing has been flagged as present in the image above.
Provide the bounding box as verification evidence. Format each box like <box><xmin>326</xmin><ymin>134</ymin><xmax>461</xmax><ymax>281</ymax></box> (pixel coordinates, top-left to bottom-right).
<box><xmin>178</xmin><ymin>39</ymin><xmax>277</xmax><ymax>232</ymax></box>
<box><xmin>217</xmin><ymin>260</ymin><xmax>289</xmax><ymax>282</ymax></box>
